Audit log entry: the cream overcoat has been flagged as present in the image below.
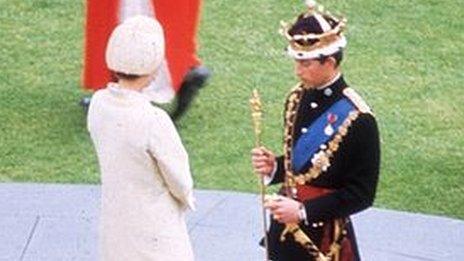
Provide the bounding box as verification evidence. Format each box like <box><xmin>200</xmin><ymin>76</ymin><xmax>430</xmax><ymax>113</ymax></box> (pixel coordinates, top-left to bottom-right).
<box><xmin>87</xmin><ymin>84</ymin><xmax>194</xmax><ymax>261</ymax></box>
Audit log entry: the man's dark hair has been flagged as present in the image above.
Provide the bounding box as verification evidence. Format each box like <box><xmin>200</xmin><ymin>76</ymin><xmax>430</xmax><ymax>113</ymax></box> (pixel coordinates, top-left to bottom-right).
<box><xmin>317</xmin><ymin>50</ymin><xmax>343</xmax><ymax>67</ymax></box>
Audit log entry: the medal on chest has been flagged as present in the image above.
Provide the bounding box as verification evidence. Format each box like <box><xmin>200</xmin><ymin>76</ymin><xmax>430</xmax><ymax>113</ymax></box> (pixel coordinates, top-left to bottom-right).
<box><xmin>324</xmin><ymin>113</ymin><xmax>338</xmax><ymax>136</ymax></box>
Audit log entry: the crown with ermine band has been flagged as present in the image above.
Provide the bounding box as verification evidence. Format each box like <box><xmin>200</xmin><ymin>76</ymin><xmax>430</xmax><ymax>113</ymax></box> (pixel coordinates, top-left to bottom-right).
<box><xmin>280</xmin><ymin>0</ymin><xmax>348</xmax><ymax>60</ymax></box>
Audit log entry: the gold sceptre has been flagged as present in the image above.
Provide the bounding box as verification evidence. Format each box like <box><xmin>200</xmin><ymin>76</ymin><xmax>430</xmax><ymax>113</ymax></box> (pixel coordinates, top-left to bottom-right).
<box><xmin>249</xmin><ymin>89</ymin><xmax>270</xmax><ymax>261</ymax></box>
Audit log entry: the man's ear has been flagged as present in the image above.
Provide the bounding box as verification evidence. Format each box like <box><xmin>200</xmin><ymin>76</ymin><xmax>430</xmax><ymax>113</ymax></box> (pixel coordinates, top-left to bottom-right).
<box><xmin>327</xmin><ymin>56</ymin><xmax>338</xmax><ymax>69</ymax></box>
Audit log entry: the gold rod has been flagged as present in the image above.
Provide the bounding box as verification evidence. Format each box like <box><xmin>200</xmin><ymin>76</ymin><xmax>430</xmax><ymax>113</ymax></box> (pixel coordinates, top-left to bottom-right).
<box><xmin>249</xmin><ymin>89</ymin><xmax>269</xmax><ymax>261</ymax></box>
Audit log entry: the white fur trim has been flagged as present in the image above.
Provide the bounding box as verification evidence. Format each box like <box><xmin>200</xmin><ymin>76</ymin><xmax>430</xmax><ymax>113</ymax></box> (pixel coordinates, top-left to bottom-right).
<box><xmin>287</xmin><ymin>35</ymin><xmax>346</xmax><ymax>60</ymax></box>
<box><xmin>119</xmin><ymin>0</ymin><xmax>155</xmax><ymax>22</ymax></box>
<box><xmin>314</xmin><ymin>13</ymin><xmax>331</xmax><ymax>32</ymax></box>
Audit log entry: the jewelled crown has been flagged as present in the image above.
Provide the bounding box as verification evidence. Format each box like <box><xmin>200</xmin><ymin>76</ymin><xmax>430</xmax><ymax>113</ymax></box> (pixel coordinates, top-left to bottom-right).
<box><xmin>280</xmin><ymin>0</ymin><xmax>348</xmax><ymax>60</ymax></box>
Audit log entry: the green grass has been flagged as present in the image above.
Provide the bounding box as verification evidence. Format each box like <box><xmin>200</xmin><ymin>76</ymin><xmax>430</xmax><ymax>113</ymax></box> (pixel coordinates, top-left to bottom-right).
<box><xmin>0</xmin><ymin>0</ymin><xmax>463</xmax><ymax>219</ymax></box>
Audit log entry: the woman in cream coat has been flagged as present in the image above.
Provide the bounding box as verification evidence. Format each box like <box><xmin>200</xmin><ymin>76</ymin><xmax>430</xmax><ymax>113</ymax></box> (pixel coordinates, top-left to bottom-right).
<box><xmin>87</xmin><ymin>16</ymin><xmax>195</xmax><ymax>261</ymax></box>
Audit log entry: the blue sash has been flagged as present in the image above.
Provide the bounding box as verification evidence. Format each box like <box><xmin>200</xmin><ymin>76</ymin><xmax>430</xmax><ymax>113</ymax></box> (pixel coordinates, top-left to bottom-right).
<box><xmin>292</xmin><ymin>98</ymin><xmax>356</xmax><ymax>172</ymax></box>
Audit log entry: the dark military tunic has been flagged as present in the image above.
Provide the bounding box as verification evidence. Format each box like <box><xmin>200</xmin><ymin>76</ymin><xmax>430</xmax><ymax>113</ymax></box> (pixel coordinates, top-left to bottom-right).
<box><xmin>267</xmin><ymin>75</ymin><xmax>380</xmax><ymax>261</ymax></box>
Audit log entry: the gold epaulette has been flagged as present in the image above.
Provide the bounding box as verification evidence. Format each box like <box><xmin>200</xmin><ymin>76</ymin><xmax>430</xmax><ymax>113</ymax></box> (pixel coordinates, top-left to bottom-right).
<box><xmin>343</xmin><ymin>87</ymin><xmax>373</xmax><ymax>115</ymax></box>
<box><xmin>288</xmin><ymin>82</ymin><xmax>304</xmax><ymax>95</ymax></box>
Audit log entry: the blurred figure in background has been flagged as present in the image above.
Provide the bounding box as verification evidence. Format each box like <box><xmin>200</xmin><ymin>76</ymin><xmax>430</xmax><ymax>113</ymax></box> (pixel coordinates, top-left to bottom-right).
<box><xmin>83</xmin><ymin>0</ymin><xmax>210</xmax><ymax>120</ymax></box>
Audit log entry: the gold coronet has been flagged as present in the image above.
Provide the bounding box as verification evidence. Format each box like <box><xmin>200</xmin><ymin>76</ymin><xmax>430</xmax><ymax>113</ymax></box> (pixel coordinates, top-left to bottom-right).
<box><xmin>279</xmin><ymin>1</ymin><xmax>347</xmax><ymax>52</ymax></box>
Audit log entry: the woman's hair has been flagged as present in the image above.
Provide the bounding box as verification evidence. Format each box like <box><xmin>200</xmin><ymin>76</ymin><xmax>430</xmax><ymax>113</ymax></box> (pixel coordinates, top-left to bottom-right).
<box><xmin>113</xmin><ymin>71</ymin><xmax>143</xmax><ymax>81</ymax></box>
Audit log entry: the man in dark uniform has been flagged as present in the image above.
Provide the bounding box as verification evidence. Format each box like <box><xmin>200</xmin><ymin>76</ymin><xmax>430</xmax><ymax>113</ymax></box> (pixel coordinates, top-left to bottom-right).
<box><xmin>251</xmin><ymin>1</ymin><xmax>380</xmax><ymax>260</ymax></box>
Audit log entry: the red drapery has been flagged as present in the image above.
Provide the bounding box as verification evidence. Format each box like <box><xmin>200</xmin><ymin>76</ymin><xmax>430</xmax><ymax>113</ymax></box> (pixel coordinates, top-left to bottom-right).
<box><xmin>82</xmin><ymin>0</ymin><xmax>120</xmax><ymax>90</ymax></box>
<box><xmin>82</xmin><ymin>0</ymin><xmax>202</xmax><ymax>91</ymax></box>
<box><xmin>154</xmin><ymin>0</ymin><xmax>201</xmax><ymax>91</ymax></box>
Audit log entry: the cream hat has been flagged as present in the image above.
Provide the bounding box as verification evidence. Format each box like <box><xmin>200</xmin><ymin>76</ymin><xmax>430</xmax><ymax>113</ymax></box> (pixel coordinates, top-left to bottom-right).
<box><xmin>105</xmin><ymin>15</ymin><xmax>165</xmax><ymax>75</ymax></box>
